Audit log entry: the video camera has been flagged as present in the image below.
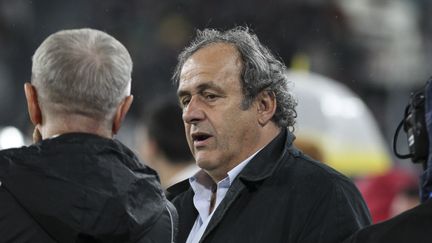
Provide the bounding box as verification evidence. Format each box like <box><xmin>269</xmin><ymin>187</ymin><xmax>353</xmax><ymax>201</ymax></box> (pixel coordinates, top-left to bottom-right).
<box><xmin>393</xmin><ymin>84</ymin><xmax>429</xmax><ymax>165</ymax></box>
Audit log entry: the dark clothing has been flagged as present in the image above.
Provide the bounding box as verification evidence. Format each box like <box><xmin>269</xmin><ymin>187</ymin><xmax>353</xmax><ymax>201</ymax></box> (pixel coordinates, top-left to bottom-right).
<box><xmin>170</xmin><ymin>129</ymin><xmax>371</xmax><ymax>243</ymax></box>
<box><xmin>0</xmin><ymin>133</ymin><xmax>176</xmax><ymax>243</ymax></box>
<box><xmin>422</xmin><ymin>78</ymin><xmax>432</xmax><ymax>201</ymax></box>
<box><xmin>343</xmin><ymin>199</ymin><xmax>432</xmax><ymax>243</ymax></box>
<box><xmin>166</xmin><ymin>180</ymin><xmax>190</xmax><ymax>201</ymax></box>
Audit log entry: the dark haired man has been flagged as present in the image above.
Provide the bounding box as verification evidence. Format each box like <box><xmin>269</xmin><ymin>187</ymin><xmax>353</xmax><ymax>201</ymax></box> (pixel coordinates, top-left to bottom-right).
<box><xmin>171</xmin><ymin>27</ymin><xmax>371</xmax><ymax>243</ymax></box>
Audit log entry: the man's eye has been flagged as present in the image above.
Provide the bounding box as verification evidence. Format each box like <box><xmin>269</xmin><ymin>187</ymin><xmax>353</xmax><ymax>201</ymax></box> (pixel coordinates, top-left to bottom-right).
<box><xmin>204</xmin><ymin>93</ymin><xmax>217</xmax><ymax>100</ymax></box>
<box><xmin>180</xmin><ymin>97</ymin><xmax>190</xmax><ymax>107</ymax></box>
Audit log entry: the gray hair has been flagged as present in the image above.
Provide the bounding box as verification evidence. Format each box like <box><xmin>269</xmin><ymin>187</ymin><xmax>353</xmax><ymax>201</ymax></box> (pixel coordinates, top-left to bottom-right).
<box><xmin>31</xmin><ymin>28</ymin><xmax>132</xmax><ymax>119</ymax></box>
<box><xmin>172</xmin><ymin>27</ymin><xmax>297</xmax><ymax>129</ymax></box>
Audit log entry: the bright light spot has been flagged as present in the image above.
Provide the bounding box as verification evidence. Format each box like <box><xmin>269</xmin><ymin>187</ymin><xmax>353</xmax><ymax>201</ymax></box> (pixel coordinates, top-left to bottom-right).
<box><xmin>0</xmin><ymin>126</ymin><xmax>25</xmax><ymax>149</ymax></box>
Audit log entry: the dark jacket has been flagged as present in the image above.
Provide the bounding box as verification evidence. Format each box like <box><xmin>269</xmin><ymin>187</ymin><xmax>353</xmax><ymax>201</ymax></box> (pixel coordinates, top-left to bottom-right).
<box><xmin>0</xmin><ymin>133</ymin><xmax>177</xmax><ymax>243</ymax></box>
<box><xmin>170</xmin><ymin>129</ymin><xmax>371</xmax><ymax>243</ymax></box>
<box><xmin>343</xmin><ymin>199</ymin><xmax>432</xmax><ymax>243</ymax></box>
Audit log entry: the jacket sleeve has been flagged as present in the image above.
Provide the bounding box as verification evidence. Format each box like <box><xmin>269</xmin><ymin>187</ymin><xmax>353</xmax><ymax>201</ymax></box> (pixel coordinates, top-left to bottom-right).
<box><xmin>297</xmin><ymin>175</ymin><xmax>371</xmax><ymax>243</ymax></box>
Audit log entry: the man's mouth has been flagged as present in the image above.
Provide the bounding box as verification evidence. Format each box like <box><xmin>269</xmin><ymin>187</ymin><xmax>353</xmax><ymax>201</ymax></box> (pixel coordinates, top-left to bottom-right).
<box><xmin>191</xmin><ymin>132</ymin><xmax>212</xmax><ymax>145</ymax></box>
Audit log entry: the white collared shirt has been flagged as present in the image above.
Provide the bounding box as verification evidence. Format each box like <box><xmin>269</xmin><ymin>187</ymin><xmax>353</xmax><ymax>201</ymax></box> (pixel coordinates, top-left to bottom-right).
<box><xmin>186</xmin><ymin>150</ymin><xmax>261</xmax><ymax>243</ymax></box>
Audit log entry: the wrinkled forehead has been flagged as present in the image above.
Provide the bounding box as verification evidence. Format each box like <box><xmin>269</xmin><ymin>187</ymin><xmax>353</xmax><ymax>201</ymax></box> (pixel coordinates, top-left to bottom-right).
<box><xmin>179</xmin><ymin>43</ymin><xmax>243</xmax><ymax>85</ymax></box>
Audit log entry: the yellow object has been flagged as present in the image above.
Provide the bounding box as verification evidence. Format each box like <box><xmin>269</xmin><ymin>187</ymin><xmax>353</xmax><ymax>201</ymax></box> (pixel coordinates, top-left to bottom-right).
<box><xmin>291</xmin><ymin>53</ymin><xmax>310</xmax><ymax>72</ymax></box>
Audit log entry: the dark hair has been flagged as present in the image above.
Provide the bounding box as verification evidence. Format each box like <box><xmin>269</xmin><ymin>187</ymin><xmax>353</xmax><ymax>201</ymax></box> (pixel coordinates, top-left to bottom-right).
<box><xmin>172</xmin><ymin>26</ymin><xmax>297</xmax><ymax>129</ymax></box>
<box><xmin>143</xmin><ymin>97</ymin><xmax>193</xmax><ymax>164</ymax></box>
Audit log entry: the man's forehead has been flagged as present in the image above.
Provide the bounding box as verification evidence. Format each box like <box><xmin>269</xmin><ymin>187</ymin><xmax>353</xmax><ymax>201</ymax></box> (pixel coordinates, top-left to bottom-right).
<box><xmin>184</xmin><ymin>43</ymin><xmax>240</xmax><ymax>66</ymax></box>
<box><xmin>179</xmin><ymin>43</ymin><xmax>242</xmax><ymax>80</ymax></box>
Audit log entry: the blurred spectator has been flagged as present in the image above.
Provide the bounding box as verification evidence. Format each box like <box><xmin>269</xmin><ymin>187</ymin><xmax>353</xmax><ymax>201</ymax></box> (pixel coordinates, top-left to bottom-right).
<box><xmin>356</xmin><ymin>168</ymin><xmax>419</xmax><ymax>223</ymax></box>
<box><xmin>136</xmin><ymin>96</ymin><xmax>198</xmax><ymax>195</ymax></box>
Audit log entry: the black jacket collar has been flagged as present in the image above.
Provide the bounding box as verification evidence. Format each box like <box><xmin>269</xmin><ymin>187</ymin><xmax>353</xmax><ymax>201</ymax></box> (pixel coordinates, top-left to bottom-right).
<box><xmin>238</xmin><ymin>128</ymin><xmax>295</xmax><ymax>182</ymax></box>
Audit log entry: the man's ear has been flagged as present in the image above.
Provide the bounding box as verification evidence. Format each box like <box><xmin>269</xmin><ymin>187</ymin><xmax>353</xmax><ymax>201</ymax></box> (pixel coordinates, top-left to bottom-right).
<box><xmin>24</xmin><ymin>82</ymin><xmax>42</xmax><ymax>126</ymax></box>
<box><xmin>256</xmin><ymin>90</ymin><xmax>277</xmax><ymax>127</ymax></box>
<box><xmin>112</xmin><ymin>95</ymin><xmax>133</xmax><ymax>135</ymax></box>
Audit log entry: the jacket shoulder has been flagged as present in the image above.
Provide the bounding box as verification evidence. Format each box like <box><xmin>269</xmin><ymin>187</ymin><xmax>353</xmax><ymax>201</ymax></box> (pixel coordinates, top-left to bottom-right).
<box><xmin>278</xmin><ymin>151</ymin><xmax>356</xmax><ymax>191</ymax></box>
<box><xmin>276</xmin><ymin>149</ymin><xmax>372</xmax><ymax>242</ymax></box>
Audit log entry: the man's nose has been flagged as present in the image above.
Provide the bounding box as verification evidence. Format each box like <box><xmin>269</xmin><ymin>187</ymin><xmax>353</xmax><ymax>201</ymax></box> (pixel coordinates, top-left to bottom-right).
<box><xmin>182</xmin><ymin>97</ymin><xmax>205</xmax><ymax>124</ymax></box>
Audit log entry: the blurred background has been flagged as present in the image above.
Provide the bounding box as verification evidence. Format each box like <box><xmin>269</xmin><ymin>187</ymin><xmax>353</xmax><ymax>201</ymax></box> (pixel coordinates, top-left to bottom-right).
<box><xmin>0</xmin><ymin>0</ymin><xmax>430</xmax><ymax>222</ymax></box>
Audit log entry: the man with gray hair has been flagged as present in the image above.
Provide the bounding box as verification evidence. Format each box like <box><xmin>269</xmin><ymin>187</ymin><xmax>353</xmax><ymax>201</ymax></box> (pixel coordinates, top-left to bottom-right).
<box><xmin>0</xmin><ymin>28</ymin><xmax>176</xmax><ymax>242</ymax></box>
<box><xmin>171</xmin><ymin>27</ymin><xmax>371</xmax><ymax>243</ymax></box>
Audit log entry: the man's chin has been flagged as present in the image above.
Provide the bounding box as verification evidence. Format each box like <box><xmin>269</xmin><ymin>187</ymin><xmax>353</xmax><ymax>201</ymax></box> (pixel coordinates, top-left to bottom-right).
<box><xmin>195</xmin><ymin>157</ymin><xmax>217</xmax><ymax>171</ymax></box>
<box><xmin>196</xmin><ymin>160</ymin><xmax>213</xmax><ymax>170</ymax></box>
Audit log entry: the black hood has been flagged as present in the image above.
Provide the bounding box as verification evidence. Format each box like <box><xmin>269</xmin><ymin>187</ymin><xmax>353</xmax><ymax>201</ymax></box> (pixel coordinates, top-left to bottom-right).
<box><xmin>0</xmin><ymin>133</ymin><xmax>166</xmax><ymax>242</ymax></box>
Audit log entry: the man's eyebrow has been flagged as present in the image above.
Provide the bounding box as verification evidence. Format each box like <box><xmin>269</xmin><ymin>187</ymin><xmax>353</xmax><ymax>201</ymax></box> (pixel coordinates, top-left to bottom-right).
<box><xmin>196</xmin><ymin>82</ymin><xmax>224</xmax><ymax>94</ymax></box>
<box><xmin>177</xmin><ymin>81</ymin><xmax>224</xmax><ymax>97</ymax></box>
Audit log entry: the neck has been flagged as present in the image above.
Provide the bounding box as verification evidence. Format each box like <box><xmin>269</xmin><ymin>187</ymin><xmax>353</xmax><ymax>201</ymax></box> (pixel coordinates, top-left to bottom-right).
<box><xmin>208</xmin><ymin>125</ymin><xmax>281</xmax><ymax>182</ymax></box>
<box><xmin>40</xmin><ymin>114</ymin><xmax>113</xmax><ymax>139</ymax></box>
